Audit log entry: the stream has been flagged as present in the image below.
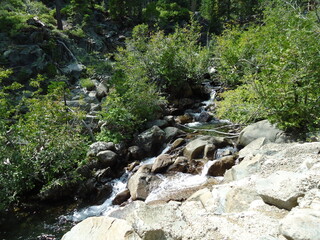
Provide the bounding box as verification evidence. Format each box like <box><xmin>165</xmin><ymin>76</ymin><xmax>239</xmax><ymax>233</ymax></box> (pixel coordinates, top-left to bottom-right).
<box><xmin>0</xmin><ymin>83</ymin><xmax>238</xmax><ymax>240</ymax></box>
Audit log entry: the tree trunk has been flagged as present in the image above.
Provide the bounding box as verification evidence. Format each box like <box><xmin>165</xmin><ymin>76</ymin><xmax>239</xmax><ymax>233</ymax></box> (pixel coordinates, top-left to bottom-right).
<box><xmin>56</xmin><ymin>0</ymin><xmax>63</xmax><ymax>30</ymax></box>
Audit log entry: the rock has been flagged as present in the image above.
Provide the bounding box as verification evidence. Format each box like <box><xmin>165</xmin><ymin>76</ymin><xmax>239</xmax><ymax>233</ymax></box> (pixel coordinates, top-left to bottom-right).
<box><xmin>239</xmin><ymin>137</ymin><xmax>268</xmax><ymax>159</ymax></box>
<box><xmin>256</xmin><ymin>171</ymin><xmax>305</xmax><ymax>210</ymax></box>
<box><xmin>163</xmin><ymin>127</ymin><xmax>185</xmax><ymax>142</ymax></box>
<box><xmin>97</xmin><ymin>150</ymin><xmax>118</xmax><ymax>169</ymax></box>
<box><xmin>128</xmin><ymin>146</ymin><xmax>144</xmax><ymax>160</ymax></box>
<box><xmin>151</xmin><ymin>154</ymin><xmax>174</xmax><ymax>173</ymax></box>
<box><xmin>134</xmin><ymin>126</ymin><xmax>166</xmax><ymax>156</ymax></box>
<box><xmin>95</xmin><ymin>184</ymin><xmax>113</xmax><ymax>204</ymax></box>
<box><xmin>175</xmin><ymin>114</ymin><xmax>193</xmax><ymax>124</ymax></box>
<box><xmin>204</xmin><ymin>144</ymin><xmax>216</xmax><ymax>160</ymax></box>
<box><xmin>207</xmin><ymin>155</ymin><xmax>237</xmax><ymax>176</ymax></box>
<box><xmin>96</xmin><ymin>82</ymin><xmax>108</xmax><ymax>100</ymax></box>
<box><xmin>87</xmin><ymin>141</ymin><xmax>116</xmax><ymax>157</ymax></box>
<box><xmin>280</xmin><ymin>189</ymin><xmax>320</xmax><ymax>240</ymax></box>
<box><xmin>112</xmin><ymin>189</ymin><xmax>131</xmax><ymax>205</ymax></box>
<box><xmin>145</xmin><ymin>119</ymin><xmax>169</xmax><ymax>129</ymax></box>
<box><xmin>95</xmin><ymin>168</ymin><xmax>112</xmax><ymax>183</ymax></box>
<box><xmin>163</xmin><ymin>115</ymin><xmax>174</xmax><ymax>124</ymax></box>
<box><xmin>224</xmin><ymin>154</ymin><xmax>263</xmax><ymax>182</ymax></box>
<box><xmin>198</xmin><ymin>111</ymin><xmax>212</xmax><ymax>122</ymax></box>
<box><xmin>127</xmin><ymin>165</ymin><xmax>160</xmax><ymax>201</ymax></box>
<box><xmin>167</xmin><ymin>156</ymin><xmax>189</xmax><ymax>173</ymax></box>
<box><xmin>238</xmin><ymin>120</ymin><xmax>289</xmax><ymax>147</ymax></box>
<box><xmin>61</xmin><ymin>216</ymin><xmax>141</xmax><ymax>240</ymax></box>
<box><xmin>176</xmin><ymin>98</ymin><xmax>195</xmax><ymax>109</ymax></box>
<box><xmin>183</xmin><ymin>136</ymin><xmax>214</xmax><ymax>160</ymax></box>
<box><xmin>170</xmin><ymin>138</ymin><xmax>185</xmax><ymax>150</ymax></box>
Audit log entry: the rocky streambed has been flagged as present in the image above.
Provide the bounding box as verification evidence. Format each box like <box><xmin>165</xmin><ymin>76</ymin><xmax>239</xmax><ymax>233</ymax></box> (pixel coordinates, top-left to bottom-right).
<box><xmin>62</xmin><ymin>121</ymin><xmax>320</xmax><ymax>240</ymax></box>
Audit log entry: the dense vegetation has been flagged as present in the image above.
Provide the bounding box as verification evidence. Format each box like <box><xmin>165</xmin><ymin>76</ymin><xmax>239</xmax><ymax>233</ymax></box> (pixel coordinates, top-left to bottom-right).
<box><xmin>1</xmin><ymin>0</ymin><xmax>320</xmax><ymax>210</ymax></box>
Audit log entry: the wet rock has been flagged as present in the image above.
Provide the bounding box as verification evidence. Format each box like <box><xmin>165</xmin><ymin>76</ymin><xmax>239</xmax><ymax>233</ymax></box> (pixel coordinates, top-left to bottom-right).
<box><xmin>204</xmin><ymin>144</ymin><xmax>216</xmax><ymax>160</ymax></box>
<box><xmin>170</xmin><ymin>138</ymin><xmax>185</xmax><ymax>151</ymax></box>
<box><xmin>97</xmin><ymin>150</ymin><xmax>118</xmax><ymax>168</ymax></box>
<box><xmin>175</xmin><ymin>114</ymin><xmax>193</xmax><ymax>124</ymax></box>
<box><xmin>127</xmin><ymin>165</ymin><xmax>161</xmax><ymax>201</ymax></box>
<box><xmin>198</xmin><ymin>111</ymin><xmax>212</xmax><ymax>123</ymax></box>
<box><xmin>126</xmin><ymin>161</ymin><xmax>140</xmax><ymax>172</ymax></box>
<box><xmin>145</xmin><ymin>119</ymin><xmax>169</xmax><ymax>129</ymax></box>
<box><xmin>164</xmin><ymin>127</ymin><xmax>185</xmax><ymax>142</ymax></box>
<box><xmin>256</xmin><ymin>171</ymin><xmax>305</xmax><ymax>210</ymax></box>
<box><xmin>128</xmin><ymin>145</ymin><xmax>144</xmax><ymax>160</ymax></box>
<box><xmin>95</xmin><ymin>184</ymin><xmax>113</xmax><ymax>204</ymax></box>
<box><xmin>112</xmin><ymin>189</ymin><xmax>131</xmax><ymax>205</ymax></box>
<box><xmin>61</xmin><ymin>217</ymin><xmax>141</xmax><ymax>240</ymax></box>
<box><xmin>163</xmin><ymin>115</ymin><xmax>174</xmax><ymax>124</ymax></box>
<box><xmin>151</xmin><ymin>154</ymin><xmax>175</xmax><ymax>173</ymax></box>
<box><xmin>207</xmin><ymin>155</ymin><xmax>237</xmax><ymax>176</ymax></box>
<box><xmin>238</xmin><ymin>120</ymin><xmax>289</xmax><ymax>147</ymax></box>
<box><xmin>167</xmin><ymin>156</ymin><xmax>189</xmax><ymax>173</ymax></box>
<box><xmin>183</xmin><ymin>136</ymin><xmax>215</xmax><ymax>160</ymax></box>
<box><xmin>95</xmin><ymin>168</ymin><xmax>112</xmax><ymax>183</ymax></box>
<box><xmin>134</xmin><ymin>126</ymin><xmax>166</xmax><ymax>157</ymax></box>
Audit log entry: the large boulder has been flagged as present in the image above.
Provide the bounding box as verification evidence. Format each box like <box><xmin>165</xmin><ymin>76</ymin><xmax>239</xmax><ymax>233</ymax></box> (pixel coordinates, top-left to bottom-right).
<box><xmin>151</xmin><ymin>154</ymin><xmax>175</xmax><ymax>173</ymax></box>
<box><xmin>238</xmin><ymin>120</ymin><xmax>289</xmax><ymax>147</ymax></box>
<box><xmin>97</xmin><ymin>150</ymin><xmax>118</xmax><ymax>169</ymax></box>
<box><xmin>207</xmin><ymin>155</ymin><xmax>237</xmax><ymax>176</ymax></box>
<box><xmin>61</xmin><ymin>217</ymin><xmax>141</xmax><ymax>240</ymax></box>
<box><xmin>280</xmin><ymin>189</ymin><xmax>320</xmax><ymax>240</ymax></box>
<box><xmin>183</xmin><ymin>136</ymin><xmax>216</xmax><ymax>160</ymax></box>
<box><xmin>134</xmin><ymin>126</ymin><xmax>166</xmax><ymax>156</ymax></box>
<box><xmin>256</xmin><ymin>171</ymin><xmax>305</xmax><ymax>210</ymax></box>
<box><xmin>163</xmin><ymin>127</ymin><xmax>185</xmax><ymax>142</ymax></box>
<box><xmin>127</xmin><ymin>165</ymin><xmax>160</xmax><ymax>201</ymax></box>
<box><xmin>87</xmin><ymin>141</ymin><xmax>116</xmax><ymax>157</ymax></box>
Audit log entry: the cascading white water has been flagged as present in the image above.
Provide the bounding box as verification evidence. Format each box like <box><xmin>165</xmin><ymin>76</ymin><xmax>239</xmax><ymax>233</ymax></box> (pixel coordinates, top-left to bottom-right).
<box><xmin>69</xmin><ymin>172</ymin><xmax>129</xmax><ymax>222</ymax></box>
<box><xmin>67</xmin><ymin>145</ymin><xmax>172</xmax><ymax>222</ymax></box>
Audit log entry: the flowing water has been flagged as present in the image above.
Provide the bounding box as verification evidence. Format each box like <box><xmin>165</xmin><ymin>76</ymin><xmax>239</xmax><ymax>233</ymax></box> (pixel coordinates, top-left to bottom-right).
<box><xmin>0</xmin><ymin>83</ymin><xmax>238</xmax><ymax>240</ymax></box>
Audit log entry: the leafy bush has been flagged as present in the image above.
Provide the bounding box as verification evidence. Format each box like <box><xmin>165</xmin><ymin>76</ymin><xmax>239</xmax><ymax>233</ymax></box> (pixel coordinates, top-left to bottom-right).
<box><xmin>215</xmin><ymin>0</ymin><xmax>320</xmax><ymax>132</ymax></box>
<box><xmin>80</xmin><ymin>77</ymin><xmax>95</xmax><ymax>90</ymax></box>
<box><xmin>0</xmin><ymin>74</ymin><xmax>88</xmax><ymax>209</ymax></box>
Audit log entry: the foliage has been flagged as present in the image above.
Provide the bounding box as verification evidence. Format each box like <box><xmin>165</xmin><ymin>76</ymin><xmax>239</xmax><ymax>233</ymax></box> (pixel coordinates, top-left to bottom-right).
<box><xmin>0</xmin><ymin>0</ymin><xmax>55</xmax><ymax>36</ymax></box>
<box><xmin>216</xmin><ymin>85</ymin><xmax>265</xmax><ymax>124</ymax></box>
<box><xmin>80</xmin><ymin>78</ymin><xmax>95</xmax><ymax>90</ymax></box>
<box><xmin>200</xmin><ymin>0</ymin><xmax>261</xmax><ymax>33</ymax></box>
<box><xmin>143</xmin><ymin>1</ymin><xmax>190</xmax><ymax>28</ymax></box>
<box><xmin>118</xmin><ymin>22</ymin><xmax>212</xmax><ymax>92</ymax></box>
<box><xmin>215</xmin><ymin>0</ymin><xmax>320</xmax><ymax>132</ymax></box>
<box><xmin>0</xmin><ymin>74</ymin><xmax>88</xmax><ymax>209</ymax></box>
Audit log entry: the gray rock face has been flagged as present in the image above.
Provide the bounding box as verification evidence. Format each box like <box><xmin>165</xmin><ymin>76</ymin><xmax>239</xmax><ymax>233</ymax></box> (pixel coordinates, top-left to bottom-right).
<box><xmin>87</xmin><ymin>141</ymin><xmax>116</xmax><ymax>157</ymax></box>
<box><xmin>207</xmin><ymin>155</ymin><xmax>237</xmax><ymax>176</ymax></box>
<box><xmin>280</xmin><ymin>189</ymin><xmax>320</xmax><ymax>240</ymax></box>
<box><xmin>97</xmin><ymin>150</ymin><xmax>118</xmax><ymax>168</ymax></box>
<box><xmin>238</xmin><ymin>120</ymin><xmax>288</xmax><ymax>147</ymax></box>
<box><xmin>167</xmin><ymin>156</ymin><xmax>189</xmax><ymax>173</ymax></box>
<box><xmin>61</xmin><ymin>217</ymin><xmax>141</xmax><ymax>240</ymax></box>
<box><xmin>112</xmin><ymin>189</ymin><xmax>131</xmax><ymax>205</ymax></box>
<box><xmin>128</xmin><ymin>146</ymin><xmax>144</xmax><ymax>160</ymax></box>
<box><xmin>127</xmin><ymin>165</ymin><xmax>160</xmax><ymax>201</ymax></box>
<box><xmin>256</xmin><ymin>171</ymin><xmax>305</xmax><ymax>210</ymax></box>
<box><xmin>183</xmin><ymin>136</ymin><xmax>212</xmax><ymax>160</ymax></box>
<box><xmin>151</xmin><ymin>154</ymin><xmax>174</xmax><ymax>173</ymax></box>
<box><xmin>164</xmin><ymin>127</ymin><xmax>185</xmax><ymax>142</ymax></box>
<box><xmin>134</xmin><ymin>126</ymin><xmax>166</xmax><ymax>156</ymax></box>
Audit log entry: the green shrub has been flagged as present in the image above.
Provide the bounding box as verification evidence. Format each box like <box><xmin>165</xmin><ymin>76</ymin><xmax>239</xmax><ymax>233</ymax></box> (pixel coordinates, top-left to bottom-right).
<box><xmin>215</xmin><ymin>0</ymin><xmax>320</xmax><ymax>132</ymax></box>
<box><xmin>0</xmin><ymin>75</ymin><xmax>88</xmax><ymax>209</ymax></box>
<box><xmin>80</xmin><ymin>78</ymin><xmax>95</xmax><ymax>90</ymax></box>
